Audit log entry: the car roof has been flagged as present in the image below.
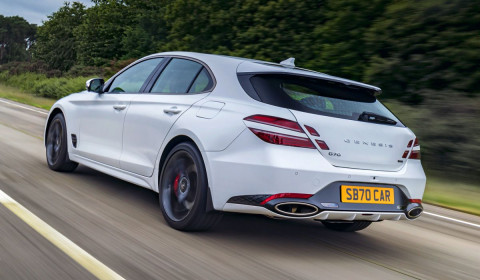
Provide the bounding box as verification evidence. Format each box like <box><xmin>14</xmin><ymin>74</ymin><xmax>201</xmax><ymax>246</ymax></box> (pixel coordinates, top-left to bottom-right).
<box><xmin>150</xmin><ymin>51</ymin><xmax>381</xmax><ymax>93</ymax></box>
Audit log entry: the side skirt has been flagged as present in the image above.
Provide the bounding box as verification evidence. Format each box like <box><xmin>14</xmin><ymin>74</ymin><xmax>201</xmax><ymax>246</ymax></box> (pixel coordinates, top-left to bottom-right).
<box><xmin>70</xmin><ymin>154</ymin><xmax>155</xmax><ymax>190</ymax></box>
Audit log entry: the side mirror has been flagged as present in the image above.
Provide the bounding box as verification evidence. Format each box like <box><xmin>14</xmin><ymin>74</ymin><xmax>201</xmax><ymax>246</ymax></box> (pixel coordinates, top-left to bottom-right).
<box><xmin>86</xmin><ymin>78</ymin><xmax>105</xmax><ymax>93</ymax></box>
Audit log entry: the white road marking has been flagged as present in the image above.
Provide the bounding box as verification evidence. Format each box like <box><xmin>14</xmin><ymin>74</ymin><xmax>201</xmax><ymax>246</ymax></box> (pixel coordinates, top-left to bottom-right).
<box><xmin>0</xmin><ymin>189</ymin><xmax>125</xmax><ymax>280</ymax></box>
<box><xmin>423</xmin><ymin>211</ymin><xmax>480</xmax><ymax>229</ymax></box>
<box><xmin>0</xmin><ymin>99</ymin><xmax>48</xmax><ymax>115</ymax></box>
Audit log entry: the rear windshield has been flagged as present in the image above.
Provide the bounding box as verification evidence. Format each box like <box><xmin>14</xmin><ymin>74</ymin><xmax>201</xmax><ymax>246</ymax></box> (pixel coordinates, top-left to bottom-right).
<box><xmin>239</xmin><ymin>73</ymin><xmax>402</xmax><ymax>126</ymax></box>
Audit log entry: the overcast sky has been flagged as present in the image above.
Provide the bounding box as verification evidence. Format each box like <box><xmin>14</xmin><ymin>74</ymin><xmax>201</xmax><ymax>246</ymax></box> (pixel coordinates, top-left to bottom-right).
<box><xmin>0</xmin><ymin>0</ymin><xmax>93</xmax><ymax>25</ymax></box>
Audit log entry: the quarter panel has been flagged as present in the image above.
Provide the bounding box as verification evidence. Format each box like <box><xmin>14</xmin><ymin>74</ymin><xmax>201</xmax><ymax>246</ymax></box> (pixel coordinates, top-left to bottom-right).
<box><xmin>156</xmin><ymin>97</ymin><xmax>305</xmax><ymax>203</ymax></box>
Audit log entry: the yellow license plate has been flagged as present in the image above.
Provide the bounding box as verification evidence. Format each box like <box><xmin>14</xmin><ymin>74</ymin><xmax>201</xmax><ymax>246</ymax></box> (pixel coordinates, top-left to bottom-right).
<box><xmin>341</xmin><ymin>185</ymin><xmax>394</xmax><ymax>204</ymax></box>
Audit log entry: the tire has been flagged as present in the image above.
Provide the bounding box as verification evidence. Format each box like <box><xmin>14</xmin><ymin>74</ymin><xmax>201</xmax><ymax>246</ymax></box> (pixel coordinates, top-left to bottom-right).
<box><xmin>321</xmin><ymin>221</ymin><xmax>372</xmax><ymax>232</ymax></box>
<box><xmin>46</xmin><ymin>113</ymin><xmax>78</xmax><ymax>172</ymax></box>
<box><xmin>159</xmin><ymin>142</ymin><xmax>222</xmax><ymax>231</ymax></box>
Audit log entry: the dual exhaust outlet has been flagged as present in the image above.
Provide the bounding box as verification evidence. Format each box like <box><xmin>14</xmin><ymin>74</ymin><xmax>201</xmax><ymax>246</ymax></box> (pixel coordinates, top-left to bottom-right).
<box><xmin>273</xmin><ymin>202</ymin><xmax>424</xmax><ymax>220</ymax></box>
<box><xmin>274</xmin><ymin>202</ymin><xmax>319</xmax><ymax>217</ymax></box>
<box><xmin>405</xmin><ymin>204</ymin><xmax>423</xmax><ymax>219</ymax></box>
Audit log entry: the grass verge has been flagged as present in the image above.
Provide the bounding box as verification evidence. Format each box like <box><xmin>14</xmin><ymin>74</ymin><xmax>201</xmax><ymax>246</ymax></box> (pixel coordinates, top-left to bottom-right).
<box><xmin>0</xmin><ymin>83</ymin><xmax>56</xmax><ymax>110</ymax></box>
<box><xmin>424</xmin><ymin>176</ymin><xmax>480</xmax><ymax>216</ymax></box>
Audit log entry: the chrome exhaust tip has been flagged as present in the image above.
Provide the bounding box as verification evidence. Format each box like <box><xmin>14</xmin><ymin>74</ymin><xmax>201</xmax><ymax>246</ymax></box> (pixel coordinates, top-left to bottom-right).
<box><xmin>274</xmin><ymin>202</ymin><xmax>319</xmax><ymax>217</ymax></box>
<box><xmin>406</xmin><ymin>205</ymin><xmax>423</xmax><ymax>219</ymax></box>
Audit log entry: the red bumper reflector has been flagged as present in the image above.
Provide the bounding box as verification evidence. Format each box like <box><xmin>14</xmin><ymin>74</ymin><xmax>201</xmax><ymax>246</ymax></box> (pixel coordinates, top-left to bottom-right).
<box><xmin>260</xmin><ymin>193</ymin><xmax>313</xmax><ymax>205</ymax></box>
<box><xmin>409</xmin><ymin>199</ymin><xmax>422</xmax><ymax>204</ymax></box>
<box><xmin>248</xmin><ymin>128</ymin><xmax>315</xmax><ymax>149</ymax></box>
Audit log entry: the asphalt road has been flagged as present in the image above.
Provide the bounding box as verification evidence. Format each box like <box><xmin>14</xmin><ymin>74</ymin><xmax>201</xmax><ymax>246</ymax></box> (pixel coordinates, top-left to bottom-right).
<box><xmin>0</xmin><ymin>98</ymin><xmax>479</xmax><ymax>280</ymax></box>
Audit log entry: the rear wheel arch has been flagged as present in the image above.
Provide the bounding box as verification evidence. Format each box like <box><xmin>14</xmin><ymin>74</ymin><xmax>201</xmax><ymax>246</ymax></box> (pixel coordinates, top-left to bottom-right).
<box><xmin>159</xmin><ymin>135</ymin><xmax>198</xmax><ymax>177</ymax></box>
<box><xmin>158</xmin><ymin>135</ymin><xmax>215</xmax><ymax>212</ymax></box>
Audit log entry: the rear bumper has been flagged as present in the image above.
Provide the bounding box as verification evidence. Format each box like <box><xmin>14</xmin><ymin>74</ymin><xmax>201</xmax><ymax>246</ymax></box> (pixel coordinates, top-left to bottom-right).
<box><xmin>205</xmin><ymin>129</ymin><xmax>426</xmax><ymax>215</ymax></box>
<box><xmin>224</xmin><ymin>182</ymin><xmax>424</xmax><ymax>220</ymax></box>
<box><xmin>223</xmin><ymin>203</ymin><xmax>410</xmax><ymax>221</ymax></box>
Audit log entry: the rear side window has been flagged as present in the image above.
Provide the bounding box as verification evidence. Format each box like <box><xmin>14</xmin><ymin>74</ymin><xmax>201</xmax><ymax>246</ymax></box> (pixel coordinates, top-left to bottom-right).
<box><xmin>189</xmin><ymin>68</ymin><xmax>213</xmax><ymax>93</ymax></box>
<box><xmin>241</xmin><ymin>74</ymin><xmax>402</xmax><ymax>125</ymax></box>
<box><xmin>151</xmin><ymin>58</ymin><xmax>212</xmax><ymax>93</ymax></box>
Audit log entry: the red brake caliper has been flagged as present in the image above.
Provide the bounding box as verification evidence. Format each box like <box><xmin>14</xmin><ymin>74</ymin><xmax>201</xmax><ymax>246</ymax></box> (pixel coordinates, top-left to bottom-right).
<box><xmin>173</xmin><ymin>174</ymin><xmax>180</xmax><ymax>197</ymax></box>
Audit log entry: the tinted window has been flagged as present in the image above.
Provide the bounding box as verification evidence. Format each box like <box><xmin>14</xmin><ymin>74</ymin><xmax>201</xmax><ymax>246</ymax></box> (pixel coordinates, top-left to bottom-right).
<box><xmin>108</xmin><ymin>58</ymin><xmax>162</xmax><ymax>93</ymax></box>
<box><xmin>189</xmin><ymin>68</ymin><xmax>213</xmax><ymax>93</ymax></box>
<box><xmin>151</xmin><ymin>58</ymin><xmax>203</xmax><ymax>93</ymax></box>
<box><xmin>244</xmin><ymin>74</ymin><xmax>402</xmax><ymax>125</ymax></box>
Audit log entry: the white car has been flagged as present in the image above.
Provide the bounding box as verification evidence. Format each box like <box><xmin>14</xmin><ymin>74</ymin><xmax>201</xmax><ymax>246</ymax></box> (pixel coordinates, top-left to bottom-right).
<box><xmin>45</xmin><ymin>52</ymin><xmax>426</xmax><ymax>232</ymax></box>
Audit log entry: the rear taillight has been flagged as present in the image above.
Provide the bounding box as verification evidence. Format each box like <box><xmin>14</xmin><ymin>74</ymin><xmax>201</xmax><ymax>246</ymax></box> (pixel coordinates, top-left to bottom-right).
<box><xmin>409</xmin><ymin>138</ymin><xmax>420</xmax><ymax>159</ymax></box>
<box><xmin>243</xmin><ymin>115</ymin><xmax>303</xmax><ymax>133</ymax></box>
<box><xmin>402</xmin><ymin>138</ymin><xmax>421</xmax><ymax>159</ymax></box>
<box><xmin>304</xmin><ymin>125</ymin><xmax>319</xmax><ymax>136</ymax></box>
<box><xmin>244</xmin><ymin>115</ymin><xmax>315</xmax><ymax>149</ymax></box>
<box><xmin>407</xmin><ymin>140</ymin><xmax>413</xmax><ymax>148</ymax></box>
<box><xmin>244</xmin><ymin>115</ymin><xmax>330</xmax><ymax>150</ymax></box>
<box><xmin>315</xmin><ymin>140</ymin><xmax>330</xmax><ymax>150</ymax></box>
<box><xmin>409</xmin><ymin>150</ymin><xmax>421</xmax><ymax>159</ymax></box>
<box><xmin>248</xmin><ymin>128</ymin><xmax>315</xmax><ymax>148</ymax></box>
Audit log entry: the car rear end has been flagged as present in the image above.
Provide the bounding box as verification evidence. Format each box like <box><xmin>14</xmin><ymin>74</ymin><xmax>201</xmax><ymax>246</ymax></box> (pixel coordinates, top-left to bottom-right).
<box><xmin>207</xmin><ymin>60</ymin><xmax>425</xmax><ymax>223</ymax></box>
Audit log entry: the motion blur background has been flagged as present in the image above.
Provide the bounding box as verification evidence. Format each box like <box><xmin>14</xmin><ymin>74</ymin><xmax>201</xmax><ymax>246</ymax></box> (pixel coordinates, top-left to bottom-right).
<box><xmin>0</xmin><ymin>0</ymin><xmax>479</xmax><ymax>213</ymax></box>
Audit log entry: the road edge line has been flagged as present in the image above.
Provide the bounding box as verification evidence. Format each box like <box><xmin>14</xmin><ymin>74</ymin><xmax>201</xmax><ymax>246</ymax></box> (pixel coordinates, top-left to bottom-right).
<box><xmin>0</xmin><ymin>99</ymin><xmax>49</xmax><ymax>115</ymax></box>
<box><xmin>423</xmin><ymin>211</ymin><xmax>480</xmax><ymax>228</ymax></box>
<box><xmin>0</xmin><ymin>189</ymin><xmax>125</xmax><ymax>280</ymax></box>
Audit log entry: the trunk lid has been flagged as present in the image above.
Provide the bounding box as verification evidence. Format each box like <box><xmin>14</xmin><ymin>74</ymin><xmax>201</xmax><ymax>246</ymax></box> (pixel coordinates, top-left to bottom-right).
<box><xmin>291</xmin><ymin>109</ymin><xmax>414</xmax><ymax>172</ymax></box>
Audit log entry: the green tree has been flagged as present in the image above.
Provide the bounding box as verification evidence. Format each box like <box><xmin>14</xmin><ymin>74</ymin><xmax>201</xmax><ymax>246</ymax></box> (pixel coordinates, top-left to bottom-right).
<box><xmin>161</xmin><ymin>0</ymin><xmax>323</xmax><ymax>65</ymax></box>
<box><xmin>120</xmin><ymin>0</ymin><xmax>168</xmax><ymax>59</ymax></box>
<box><xmin>0</xmin><ymin>15</ymin><xmax>36</xmax><ymax>64</ymax></box>
<box><xmin>305</xmin><ymin>0</ymin><xmax>392</xmax><ymax>81</ymax></box>
<box><xmin>229</xmin><ymin>0</ymin><xmax>323</xmax><ymax>64</ymax></box>
<box><xmin>34</xmin><ymin>2</ymin><xmax>86</xmax><ymax>72</ymax></box>
<box><xmin>364</xmin><ymin>0</ymin><xmax>480</xmax><ymax>102</ymax></box>
<box><xmin>161</xmin><ymin>0</ymin><xmax>237</xmax><ymax>53</ymax></box>
<box><xmin>74</xmin><ymin>0</ymin><xmax>134</xmax><ymax>65</ymax></box>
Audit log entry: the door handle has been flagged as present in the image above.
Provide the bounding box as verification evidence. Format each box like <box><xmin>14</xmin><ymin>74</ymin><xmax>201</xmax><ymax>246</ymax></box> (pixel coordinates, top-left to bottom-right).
<box><xmin>163</xmin><ymin>107</ymin><xmax>182</xmax><ymax>114</ymax></box>
<box><xmin>113</xmin><ymin>105</ymin><xmax>127</xmax><ymax>111</ymax></box>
